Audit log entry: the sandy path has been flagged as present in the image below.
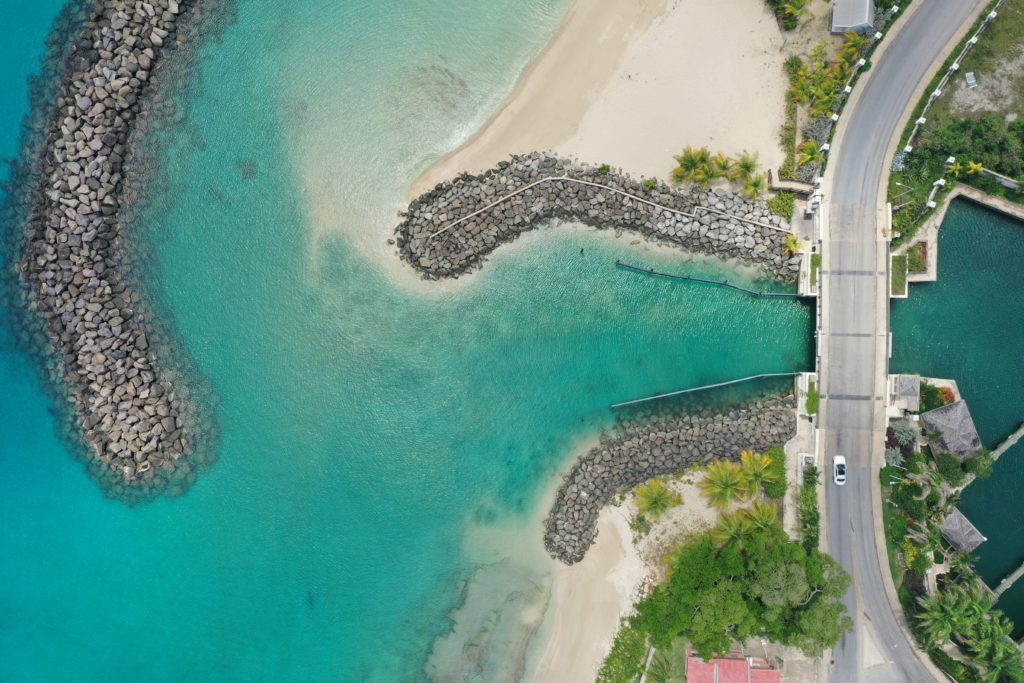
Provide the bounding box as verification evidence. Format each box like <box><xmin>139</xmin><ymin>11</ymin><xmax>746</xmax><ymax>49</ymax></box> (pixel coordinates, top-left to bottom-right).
<box><xmin>412</xmin><ymin>0</ymin><xmax>788</xmax><ymax>197</ymax></box>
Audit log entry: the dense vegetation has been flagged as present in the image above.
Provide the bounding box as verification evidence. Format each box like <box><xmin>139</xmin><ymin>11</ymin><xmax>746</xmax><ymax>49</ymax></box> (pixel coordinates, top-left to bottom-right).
<box><xmin>881</xmin><ymin>422</ymin><xmax>1023</xmax><ymax>681</ymax></box>
<box><xmin>632</xmin><ymin>522</ymin><xmax>851</xmax><ymax>660</ymax></box>
<box><xmin>797</xmin><ymin>465</ymin><xmax>820</xmax><ymax>552</ymax></box>
<box><xmin>892</xmin><ymin>115</ymin><xmax>1024</xmax><ymax>242</ymax></box>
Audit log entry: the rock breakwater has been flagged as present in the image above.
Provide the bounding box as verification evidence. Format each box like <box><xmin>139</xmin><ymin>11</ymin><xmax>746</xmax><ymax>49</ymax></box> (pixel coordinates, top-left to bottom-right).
<box><xmin>397</xmin><ymin>153</ymin><xmax>801</xmax><ymax>282</ymax></box>
<box><xmin>6</xmin><ymin>0</ymin><xmax>215</xmax><ymax>502</ymax></box>
<box><xmin>544</xmin><ymin>394</ymin><xmax>796</xmax><ymax>564</ymax></box>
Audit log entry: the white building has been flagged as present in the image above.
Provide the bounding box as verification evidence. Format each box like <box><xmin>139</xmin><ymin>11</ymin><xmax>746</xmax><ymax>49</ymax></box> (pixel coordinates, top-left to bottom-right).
<box><xmin>831</xmin><ymin>0</ymin><xmax>876</xmax><ymax>34</ymax></box>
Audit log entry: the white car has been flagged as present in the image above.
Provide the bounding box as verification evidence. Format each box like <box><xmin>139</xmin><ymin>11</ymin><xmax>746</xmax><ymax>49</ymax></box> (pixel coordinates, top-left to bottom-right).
<box><xmin>833</xmin><ymin>455</ymin><xmax>847</xmax><ymax>485</ymax></box>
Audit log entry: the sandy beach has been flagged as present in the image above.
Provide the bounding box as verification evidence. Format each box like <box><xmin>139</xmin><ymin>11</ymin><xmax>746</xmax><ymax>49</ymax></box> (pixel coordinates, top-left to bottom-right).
<box><xmin>526</xmin><ymin>478</ymin><xmax>721</xmax><ymax>682</ymax></box>
<box><xmin>412</xmin><ymin>0</ymin><xmax>788</xmax><ymax>197</ymax></box>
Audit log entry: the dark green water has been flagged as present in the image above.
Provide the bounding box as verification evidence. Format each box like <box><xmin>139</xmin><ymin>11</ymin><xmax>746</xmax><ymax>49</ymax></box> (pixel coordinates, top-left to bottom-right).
<box><xmin>892</xmin><ymin>198</ymin><xmax>1024</xmax><ymax>635</ymax></box>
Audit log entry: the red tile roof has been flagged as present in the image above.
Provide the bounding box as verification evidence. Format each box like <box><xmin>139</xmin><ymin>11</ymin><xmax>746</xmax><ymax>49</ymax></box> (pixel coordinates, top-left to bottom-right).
<box><xmin>685</xmin><ymin>654</ymin><xmax>781</xmax><ymax>683</ymax></box>
<box><xmin>751</xmin><ymin>669</ymin><xmax>782</xmax><ymax>683</ymax></box>
<box><xmin>686</xmin><ymin>657</ymin><xmax>716</xmax><ymax>683</ymax></box>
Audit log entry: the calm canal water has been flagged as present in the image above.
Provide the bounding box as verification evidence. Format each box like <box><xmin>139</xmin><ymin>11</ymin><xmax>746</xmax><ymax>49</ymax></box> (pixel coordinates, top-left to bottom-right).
<box><xmin>892</xmin><ymin>198</ymin><xmax>1024</xmax><ymax>636</ymax></box>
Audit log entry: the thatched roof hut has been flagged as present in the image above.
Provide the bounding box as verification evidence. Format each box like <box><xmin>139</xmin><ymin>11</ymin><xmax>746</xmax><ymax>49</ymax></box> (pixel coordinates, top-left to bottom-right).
<box><xmin>921</xmin><ymin>400</ymin><xmax>982</xmax><ymax>461</ymax></box>
<box><xmin>941</xmin><ymin>507</ymin><xmax>986</xmax><ymax>552</ymax></box>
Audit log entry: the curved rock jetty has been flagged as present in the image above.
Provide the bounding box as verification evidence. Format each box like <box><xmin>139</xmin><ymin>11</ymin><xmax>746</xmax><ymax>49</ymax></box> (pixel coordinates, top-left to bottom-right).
<box><xmin>9</xmin><ymin>0</ymin><xmax>213</xmax><ymax>501</ymax></box>
<box><xmin>544</xmin><ymin>394</ymin><xmax>796</xmax><ymax>564</ymax></box>
<box><xmin>397</xmin><ymin>153</ymin><xmax>801</xmax><ymax>282</ymax></box>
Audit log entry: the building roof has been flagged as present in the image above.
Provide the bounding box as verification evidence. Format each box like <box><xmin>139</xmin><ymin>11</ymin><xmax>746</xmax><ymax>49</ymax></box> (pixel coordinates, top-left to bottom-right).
<box><xmin>686</xmin><ymin>655</ymin><xmax>781</xmax><ymax>683</ymax></box>
<box><xmin>921</xmin><ymin>400</ymin><xmax>982</xmax><ymax>460</ymax></box>
<box><xmin>896</xmin><ymin>374</ymin><xmax>921</xmax><ymax>398</ymax></box>
<box><xmin>831</xmin><ymin>0</ymin><xmax>875</xmax><ymax>32</ymax></box>
<box><xmin>941</xmin><ymin>507</ymin><xmax>987</xmax><ymax>552</ymax></box>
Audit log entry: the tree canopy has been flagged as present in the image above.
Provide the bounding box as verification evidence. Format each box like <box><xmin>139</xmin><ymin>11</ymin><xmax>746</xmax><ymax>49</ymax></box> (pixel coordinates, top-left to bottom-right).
<box><xmin>633</xmin><ymin>523</ymin><xmax>851</xmax><ymax>659</ymax></box>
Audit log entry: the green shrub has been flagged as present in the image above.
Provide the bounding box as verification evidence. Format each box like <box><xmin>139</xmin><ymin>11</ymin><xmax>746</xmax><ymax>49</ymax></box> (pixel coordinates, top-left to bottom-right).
<box><xmin>596</xmin><ymin>618</ymin><xmax>647</xmax><ymax>683</ymax></box>
<box><xmin>598</xmin><ymin>163</ymin><xmax>611</xmax><ymax>174</ymax></box>
<box><xmin>893</xmin><ymin>423</ymin><xmax>921</xmax><ymax>446</ymax></box>
<box><xmin>903</xmin><ymin>496</ymin><xmax>928</xmax><ymax>521</ymax></box>
<box><xmin>963</xmin><ymin>448</ymin><xmax>993</xmax><ymax>479</ymax></box>
<box><xmin>935</xmin><ymin>452</ymin><xmax>965</xmax><ymax>487</ymax></box>
<box><xmin>890</xmin><ymin>514</ymin><xmax>908</xmax><ymax>541</ymax></box>
<box><xmin>925</xmin><ymin>490</ymin><xmax>940</xmax><ymax>508</ymax></box>
<box><xmin>642</xmin><ymin>177</ymin><xmax>656</xmax><ymax>189</ymax></box>
<box><xmin>762</xmin><ymin>446</ymin><xmax>788</xmax><ymax>499</ymax></box>
<box><xmin>920</xmin><ymin>383</ymin><xmax>945</xmax><ymax>412</ymax></box>
<box><xmin>885</xmin><ymin>447</ymin><xmax>905</xmax><ymax>467</ymax></box>
<box><xmin>767</xmin><ymin>191</ymin><xmax>796</xmax><ymax>220</ymax></box>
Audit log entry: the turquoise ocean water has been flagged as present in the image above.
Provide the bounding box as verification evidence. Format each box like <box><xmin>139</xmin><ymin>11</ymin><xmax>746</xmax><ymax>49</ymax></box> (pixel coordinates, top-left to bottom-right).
<box><xmin>0</xmin><ymin>1</ymin><xmax>813</xmax><ymax>680</ymax></box>
<box><xmin>892</xmin><ymin>199</ymin><xmax>1024</xmax><ymax>637</ymax></box>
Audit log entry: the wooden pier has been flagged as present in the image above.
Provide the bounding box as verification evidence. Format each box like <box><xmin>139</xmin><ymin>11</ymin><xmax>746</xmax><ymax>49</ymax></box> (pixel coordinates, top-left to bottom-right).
<box><xmin>993</xmin><ymin>559</ymin><xmax>1024</xmax><ymax>601</ymax></box>
<box><xmin>991</xmin><ymin>421</ymin><xmax>1024</xmax><ymax>461</ymax></box>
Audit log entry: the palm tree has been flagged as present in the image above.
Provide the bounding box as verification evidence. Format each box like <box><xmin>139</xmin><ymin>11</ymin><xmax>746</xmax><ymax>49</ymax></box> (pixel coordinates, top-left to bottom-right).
<box><xmin>741</xmin><ymin>173</ymin><xmax>768</xmax><ymax>201</ymax></box>
<box><xmin>634</xmin><ymin>477</ymin><xmax>681</xmax><ymax>520</ymax></box>
<box><xmin>711</xmin><ymin>153</ymin><xmax>735</xmax><ymax>180</ymax></box>
<box><xmin>916</xmin><ymin>588</ymin><xmax>971</xmax><ymax>645</ymax></box>
<box><xmin>963</xmin><ymin>614</ymin><xmax>1014</xmax><ymax>663</ymax></box>
<box><xmin>711</xmin><ymin>510</ymin><xmax>755</xmax><ymax>546</ymax></box>
<box><xmin>946</xmin><ymin>161</ymin><xmax>963</xmax><ymax>178</ymax></box>
<box><xmin>699</xmin><ymin>460</ymin><xmax>751</xmax><ymax>509</ymax></box>
<box><xmin>967</xmin><ymin>160</ymin><xmax>985</xmax><ymax>175</ymax></box>
<box><xmin>783</xmin><ymin>234</ymin><xmax>802</xmax><ymax>253</ymax></box>
<box><xmin>840</xmin><ymin>32</ymin><xmax>869</xmax><ymax>62</ymax></box>
<box><xmin>743</xmin><ymin>500</ymin><xmax>781</xmax><ymax>530</ymax></box>
<box><xmin>672</xmin><ymin>146</ymin><xmax>712</xmax><ymax>185</ymax></box>
<box><xmin>782</xmin><ymin>0</ymin><xmax>807</xmax><ymax>20</ymax></box>
<box><xmin>740</xmin><ymin>449</ymin><xmax>779</xmax><ymax>490</ymax></box>
<box><xmin>798</xmin><ymin>140</ymin><xmax>823</xmax><ymax>167</ymax></box>
<box><xmin>789</xmin><ymin>69</ymin><xmax>814</xmax><ymax>105</ymax></box>
<box><xmin>731</xmin><ymin>151</ymin><xmax>759</xmax><ymax>183</ymax></box>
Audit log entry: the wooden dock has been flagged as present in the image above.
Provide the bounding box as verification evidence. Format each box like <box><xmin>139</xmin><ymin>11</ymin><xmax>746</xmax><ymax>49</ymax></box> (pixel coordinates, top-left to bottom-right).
<box><xmin>993</xmin><ymin>559</ymin><xmax>1024</xmax><ymax>601</ymax></box>
<box><xmin>992</xmin><ymin>421</ymin><xmax>1024</xmax><ymax>461</ymax></box>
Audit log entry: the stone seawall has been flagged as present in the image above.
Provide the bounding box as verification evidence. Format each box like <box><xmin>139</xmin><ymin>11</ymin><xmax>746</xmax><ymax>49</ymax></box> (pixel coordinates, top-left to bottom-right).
<box><xmin>544</xmin><ymin>394</ymin><xmax>796</xmax><ymax>564</ymax></box>
<box><xmin>7</xmin><ymin>0</ymin><xmax>214</xmax><ymax>501</ymax></box>
<box><xmin>396</xmin><ymin>153</ymin><xmax>801</xmax><ymax>282</ymax></box>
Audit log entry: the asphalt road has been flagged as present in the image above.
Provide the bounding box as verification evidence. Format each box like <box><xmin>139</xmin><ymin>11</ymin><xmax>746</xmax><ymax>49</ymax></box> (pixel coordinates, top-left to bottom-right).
<box><xmin>821</xmin><ymin>1</ymin><xmax>985</xmax><ymax>681</ymax></box>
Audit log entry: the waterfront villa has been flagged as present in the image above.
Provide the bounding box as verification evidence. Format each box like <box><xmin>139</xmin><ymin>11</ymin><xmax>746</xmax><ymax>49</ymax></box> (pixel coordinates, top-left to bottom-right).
<box><xmin>920</xmin><ymin>400</ymin><xmax>983</xmax><ymax>460</ymax></box>
<box><xmin>941</xmin><ymin>507</ymin><xmax>987</xmax><ymax>553</ymax></box>
<box><xmin>686</xmin><ymin>652</ymin><xmax>781</xmax><ymax>683</ymax></box>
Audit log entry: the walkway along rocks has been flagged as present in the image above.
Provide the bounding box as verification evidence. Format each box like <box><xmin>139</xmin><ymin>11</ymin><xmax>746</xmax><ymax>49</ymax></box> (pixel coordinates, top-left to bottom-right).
<box><xmin>544</xmin><ymin>394</ymin><xmax>797</xmax><ymax>564</ymax></box>
<box><xmin>397</xmin><ymin>153</ymin><xmax>802</xmax><ymax>282</ymax></box>
<box><xmin>5</xmin><ymin>0</ymin><xmax>216</xmax><ymax>502</ymax></box>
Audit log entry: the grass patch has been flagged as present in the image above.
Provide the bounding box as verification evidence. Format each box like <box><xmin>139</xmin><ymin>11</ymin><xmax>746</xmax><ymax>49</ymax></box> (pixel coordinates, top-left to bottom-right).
<box><xmin>891</xmin><ymin>254</ymin><xmax>908</xmax><ymax>296</ymax></box>
<box><xmin>810</xmin><ymin>253</ymin><xmax>820</xmax><ymax>289</ymax></box>
<box><xmin>925</xmin><ymin>0</ymin><xmax>1024</xmax><ymax>131</ymax></box>
<box><xmin>767</xmin><ymin>191</ymin><xmax>796</xmax><ymax>220</ymax></box>
<box><xmin>805</xmin><ymin>380</ymin><xmax>819</xmax><ymax>415</ymax></box>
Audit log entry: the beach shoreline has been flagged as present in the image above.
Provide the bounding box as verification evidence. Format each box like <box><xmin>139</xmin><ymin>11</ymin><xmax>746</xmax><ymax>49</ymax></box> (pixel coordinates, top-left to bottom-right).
<box><xmin>410</xmin><ymin>0</ymin><xmax>787</xmax><ymax>200</ymax></box>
